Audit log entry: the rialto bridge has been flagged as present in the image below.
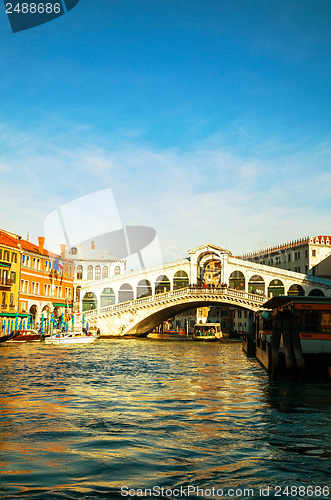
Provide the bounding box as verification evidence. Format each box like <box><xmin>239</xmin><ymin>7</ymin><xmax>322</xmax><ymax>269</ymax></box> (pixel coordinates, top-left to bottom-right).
<box><xmin>77</xmin><ymin>244</ymin><xmax>331</xmax><ymax>336</ymax></box>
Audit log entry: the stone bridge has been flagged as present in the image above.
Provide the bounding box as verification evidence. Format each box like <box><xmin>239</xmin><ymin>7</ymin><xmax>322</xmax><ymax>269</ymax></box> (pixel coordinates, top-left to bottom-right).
<box><xmin>83</xmin><ymin>287</ymin><xmax>265</xmax><ymax>336</ymax></box>
<box><xmin>76</xmin><ymin>243</ymin><xmax>331</xmax><ymax>336</ymax></box>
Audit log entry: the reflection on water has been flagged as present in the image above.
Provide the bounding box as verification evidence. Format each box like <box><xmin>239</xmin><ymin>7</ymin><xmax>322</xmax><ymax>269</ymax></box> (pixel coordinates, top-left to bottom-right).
<box><xmin>0</xmin><ymin>341</ymin><xmax>330</xmax><ymax>499</ymax></box>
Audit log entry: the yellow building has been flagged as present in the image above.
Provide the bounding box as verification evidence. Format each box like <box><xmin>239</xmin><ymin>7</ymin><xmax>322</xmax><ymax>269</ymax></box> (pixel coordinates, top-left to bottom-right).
<box><xmin>0</xmin><ymin>230</ymin><xmax>23</xmax><ymax>334</ymax></box>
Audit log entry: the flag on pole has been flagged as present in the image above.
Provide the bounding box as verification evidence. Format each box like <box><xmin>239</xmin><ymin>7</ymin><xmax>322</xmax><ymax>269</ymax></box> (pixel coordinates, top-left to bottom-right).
<box><xmin>53</xmin><ymin>258</ymin><xmax>64</xmax><ymax>272</ymax></box>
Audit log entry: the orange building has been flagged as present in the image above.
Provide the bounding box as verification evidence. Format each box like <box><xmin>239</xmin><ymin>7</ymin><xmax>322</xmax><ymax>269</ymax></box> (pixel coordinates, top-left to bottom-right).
<box><xmin>0</xmin><ymin>230</ymin><xmax>74</xmax><ymax>330</ymax></box>
<box><xmin>0</xmin><ymin>231</ymin><xmax>22</xmax><ymax>333</ymax></box>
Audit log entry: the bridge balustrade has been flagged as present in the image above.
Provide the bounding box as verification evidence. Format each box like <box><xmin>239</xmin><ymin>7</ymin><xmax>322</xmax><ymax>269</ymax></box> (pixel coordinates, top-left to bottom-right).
<box><xmin>83</xmin><ymin>286</ymin><xmax>267</xmax><ymax>318</ymax></box>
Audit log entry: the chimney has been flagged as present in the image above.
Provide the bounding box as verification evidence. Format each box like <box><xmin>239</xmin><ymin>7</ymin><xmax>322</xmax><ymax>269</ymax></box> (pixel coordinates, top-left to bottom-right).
<box><xmin>60</xmin><ymin>244</ymin><xmax>66</xmax><ymax>260</ymax></box>
<box><xmin>38</xmin><ymin>236</ymin><xmax>45</xmax><ymax>254</ymax></box>
<box><xmin>26</xmin><ymin>233</ymin><xmax>29</xmax><ymax>242</ymax></box>
<box><xmin>91</xmin><ymin>241</ymin><xmax>95</xmax><ymax>250</ymax></box>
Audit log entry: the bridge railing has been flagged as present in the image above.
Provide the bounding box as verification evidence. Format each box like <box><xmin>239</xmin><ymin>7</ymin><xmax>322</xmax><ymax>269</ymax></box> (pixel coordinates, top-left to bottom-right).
<box><xmin>83</xmin><ymin>286</ymin><xmax>267</xmax><ymax>318</ymax></box>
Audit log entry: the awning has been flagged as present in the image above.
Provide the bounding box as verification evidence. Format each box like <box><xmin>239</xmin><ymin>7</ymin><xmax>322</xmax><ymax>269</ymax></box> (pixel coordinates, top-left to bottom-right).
<box><xmin>0</xmin><ymin>262</ymin><xmax>11</xmax><ymax>268</ymax></box>
<box><xmin>0</xmin><ymin>312</ymin><xmax>29</xmax><ymax>317</ymax></box>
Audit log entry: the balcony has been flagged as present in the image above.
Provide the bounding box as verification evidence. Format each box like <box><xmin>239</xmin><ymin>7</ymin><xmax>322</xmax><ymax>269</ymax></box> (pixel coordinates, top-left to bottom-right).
<box><xmin>0</xmin><ymin>278</ymin><xmax>13</xmax><ymax>290</ymax></box>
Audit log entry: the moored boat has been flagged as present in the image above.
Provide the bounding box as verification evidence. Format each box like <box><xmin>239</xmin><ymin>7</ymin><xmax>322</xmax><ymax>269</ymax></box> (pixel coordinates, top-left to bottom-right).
<box><xmin>44</xmin><ymin>332</ymin><xmax>97</xmax><ymax>345</ymax></box>
<box><xmin>7</xmin><ymin>329</ymin><xmax>42</xmax><ymax>342</ymax></box>
<box><xmin>0</xmin><ymin>330</ymin><xmax>21</xmax><ymax>343</ymax></box>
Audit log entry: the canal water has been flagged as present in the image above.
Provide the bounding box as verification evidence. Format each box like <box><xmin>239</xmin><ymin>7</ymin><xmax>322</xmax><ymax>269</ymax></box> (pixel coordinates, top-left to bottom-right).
<box><xmin>0</xmin><ymin>340</ymin><xmax>330</xmax><ymax>499</ymax></box>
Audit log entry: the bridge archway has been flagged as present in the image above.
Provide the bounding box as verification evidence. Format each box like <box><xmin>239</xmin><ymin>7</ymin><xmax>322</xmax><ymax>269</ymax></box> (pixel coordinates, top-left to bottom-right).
<box><xmin>137</xmin><ymin>279</ymin><xmax>152</xmax><ymax>299</ymax></box>
<box><xmin>82</xmin><ymin>292</ymin><xmax>97</xmax><ymax>311</ymax></box>
<box><xmin>123</xmin><ymin>298</ymin><xmax>257</xmax><ymax>336</ymax></box>
<box><xmin>229</xmin><ymin>271</ymin><xmax>245</xmax><ymax>291</ymax></box>
<box><xmin>288</xmin><ymin>284</ymin><xmax>305</xmax><ymax>296</ymax></box>
<box><xmin>155</xmin><ymin>275</ymin><xmax>171</xmax><ymax>294</ymax></box>
<box><xmin>309</xmin><ymin>288</ymin><xmax>325</xmax><ymax>297</ymax></box>
<box><xmin>119</xmin><ymin>284</ymin><xmax>134</xmax><ymax>303</ymax></box>
<box><xmin>248</xmin><ymin>275</ymin><xmax>265</xmax><ymax>295</ymax></box>
<box><xmin>173</xmin><ymin>270</ymin><xmax>189</xmax><ymax>290</ymax></box>
<box><xmin>100</xmin><ymin>287</ymin><xmax>116</xmax><ymax>307</ymax></box>
<box><xmin>267</xmin><ymin>279</ymin><xmax>285</xmax><ymax>297</ymax></box>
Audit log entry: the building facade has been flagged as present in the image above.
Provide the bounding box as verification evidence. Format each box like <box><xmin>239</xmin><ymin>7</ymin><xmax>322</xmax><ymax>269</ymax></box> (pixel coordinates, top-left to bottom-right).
<box><xmin>0</xmin><ymin>230</ymin><xmax>75</xmax><ymax>331</ymax></box>
<box><xmin>64</xmin><ymin>241</ymin><xmax>126</xmax><ymax>312</ymax></box>
<box><xmin>243</xmin><ymin>236</ymin><xmax>331</xmax><ymax>278</ymax></box>
<box><xmin>0</xmin><ymin>231</ymin><xmax>22</xmax><ymax>332</ymax></box>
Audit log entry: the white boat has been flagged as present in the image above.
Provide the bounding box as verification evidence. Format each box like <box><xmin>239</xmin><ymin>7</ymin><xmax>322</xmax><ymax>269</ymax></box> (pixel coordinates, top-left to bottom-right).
<box><xmin>44</xmin><ymin>332</ymin><xmax>97</xmax><ymax>345</ymax></box>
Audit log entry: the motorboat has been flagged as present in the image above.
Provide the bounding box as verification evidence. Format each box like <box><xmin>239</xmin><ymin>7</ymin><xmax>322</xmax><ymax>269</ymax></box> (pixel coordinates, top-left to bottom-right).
<box><xmin>44</xmin><ymin>332</ymin><xmax>97</xmax><ymax>345</ymax></box>
<box><xmin>193</xmin><ymin>323</ymin><xmax>223</xmax><ymax>341</ymax></box>
<box><xmin>7</xmin><ymin>329</ymin><xmax>42</xmax><ymax>342</ymax></box>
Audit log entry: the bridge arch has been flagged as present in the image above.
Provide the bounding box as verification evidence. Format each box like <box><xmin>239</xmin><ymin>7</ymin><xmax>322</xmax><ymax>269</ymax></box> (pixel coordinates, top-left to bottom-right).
<box><xmin>119</xmin><ymin>283</ymin><xmax>134</xmax><ymax>303</ymax></box>
<box><xmin>173</xmin><ymin>270</ymin><xmax>189</xmax><ymax>289</ymax></box>
<box><xmin>124</xmin><ymin>298</ymin><xmax>257</xmax><ymax>337</ymax></box>
<box><xmin>267</xmin><ymin>279</ymin><xmax>285</xmax><ymax>297</ymax></box>
<box><xmin>229</xmin><ymin>271</ymin><xmax>245</xmax><ymax>291</ymax></box>
<box><xmin>100</xmin><ymin>287</ymin><xmax>116</xmax><ymax>307</ymax></box>
<box><xmin>248</xmin><ymin>275</ymin><xmax>265</xmax><ymax>295</ymax></box>
<box><xmin>308</xmin><ymin>288</ymin><xmax>325</xmax><ymax>297</ymax></box>
<box><xmin>288</xmin><ymin>284</ymin><xmax>305</xmax><ymax>296</ymax></box>
<box><xmin>155</xmin><ymin>275</ymin><xmax>171</xmax><ymax>294</ymax></box>
<box><xmin>137</xmin><ymin>279</ymin><xmax>152</xmax><ymax>299</ymax></box>
<box><xmin>82</xmin><ymin>292</ymin><xmax>97</xmax><ymax>311</ymax></box>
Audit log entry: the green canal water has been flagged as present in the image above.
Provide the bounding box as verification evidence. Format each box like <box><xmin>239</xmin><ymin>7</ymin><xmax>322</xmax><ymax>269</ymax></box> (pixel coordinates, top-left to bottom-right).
<box><xmin>0</xmin><ymin>340</ymin><xmax>330</xmax><ymax>499</ymax></box>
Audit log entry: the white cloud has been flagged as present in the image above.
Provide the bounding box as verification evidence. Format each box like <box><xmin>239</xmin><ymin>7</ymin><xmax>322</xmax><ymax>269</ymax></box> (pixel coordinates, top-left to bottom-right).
<box><xmin>0</xmin><ymin>121</ymin><xmax>330</xmax><ymax>262</ymax></box>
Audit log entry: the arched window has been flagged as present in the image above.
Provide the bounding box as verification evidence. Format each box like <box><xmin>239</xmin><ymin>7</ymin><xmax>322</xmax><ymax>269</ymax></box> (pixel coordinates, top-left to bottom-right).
<box><xmin>229</xmin><ymin>271</ymin><xmax>245</xmax><ymax>290</ymax></box>
<box><xmin>70</xmin><ymin>247</ymin><xmax>78</xmax><ymax>255</ymax></box>
<box><xmin>102</xmin><ymin>266</ymin><xmax>108</xmax><ymax>279</ymax></box>
<box><xmin>75</xmin><ymin>286</ymin><xmax>81</xmax><ymax>302</ymax></box>
<box><xmin>114</xmin><ymin>266</ymin><xmax>120</xmax><ymax>276</ymax></box>
<box><xmin>87</xmin><ymin>266</ymin><xmax>93</xmax><ymax>280</ymax></box>
<box><xmin>95</xmin><ymin>266</ymin><xmax>101</xmax><ymax>280</ymax></box>
<box><xmin>173</xmin><ymin>270</ymin><xmax>189</xmax><ymax>290</ymax></box>
<box><xmin>118</xmin><ymin>283</ymin><xmax>134</xmax><ymax>303</ymax></box>
<box><xmin>76</xmin><ymin>265</ymin><xmax>83</xmax><ymax>280</ymax></box>
<box><xmin>136</xmin><ymin>279</ymin><xmax>152</xmax><ymax>298</ymax></box>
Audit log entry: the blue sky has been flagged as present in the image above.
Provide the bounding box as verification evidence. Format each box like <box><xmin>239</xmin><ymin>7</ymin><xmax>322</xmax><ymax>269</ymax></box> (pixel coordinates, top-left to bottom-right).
<box><xmin>0</xmin><ymin>0</ymin><xmax>330</xmax><ymax>262</ymax></box>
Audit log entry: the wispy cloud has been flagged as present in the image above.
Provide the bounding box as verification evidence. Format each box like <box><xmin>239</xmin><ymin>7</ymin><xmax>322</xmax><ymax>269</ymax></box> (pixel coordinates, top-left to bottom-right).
<box><xmin>0</xmin><ymin>121</ymin><xmax>330</xmax><ymax>262</ymax></box>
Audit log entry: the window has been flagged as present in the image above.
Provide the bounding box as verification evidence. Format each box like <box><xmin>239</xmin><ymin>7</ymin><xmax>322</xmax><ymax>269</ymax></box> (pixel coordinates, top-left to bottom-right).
<box><xmin>70</xmin><ymin>247</ymin><xmax>78</xmax><ymax>255</ymax></box>
<box><xmin>312</xmin><ymin>250</ymin><xmax>316</xmax><ymax>257</ymax></box>
<box><xmin>10</xmin><ymin>293</ymin><xmax>14</xmax><ymax>306</ymax></box>
<box><xmin>102</xmin><ymin>266</ymin><xmax>108</xmax><ymax>279</ymax></box>
<box><xmin>305</xmin><ymin>250</ymin><xmax>308</xmax><ymax>258</ymax></box>
<box><xmin>298</xmin><ymin>251</ymin><xmax>300</xmax><ymax>259</ymax></box>
<box><xmin>288</xmin><ymin>254</ymin><xmax>291</xmax><ymax>262</ymax></box>
<box><xmin>11</xmin><ymin>253</ymin><xmax>17</xmax><ymax>263</ymax></box>
<box><xmin>114</xmin><ymin>266</ymin><xmax>120</xmax><ymax>276</ymax></box>
<box><xmin>2</xmin><ymin>292</ymin><xmax>6</xmax><ymax>306</ymax></box>
<box><xmin>22</xmin><ymin>254</ymin><xmax>25</xmax><ymax>264</ymax></box>
<box><xmin>87</xmin><ymin>266</ymin><xmax>93</xmax><ymax>280</ymax></box>
<box><xmin>26</xmin><ymin>256</ymin><xmax>30</xmax><ymax>266</ymax></box>
<box><xmin>4</xmin><ymin>251</ymin><xmax>9</xmax><ymax>261</ymax></box>
<box><xmin>77</xmin><ymin>265</ymin><xmax>83</xmax><ymax>280</ymax></box>
<box><xmin>0</xmin><ymin>249</ymin><xmax>2</xmax><ymax>260</ymax></box>
<box><xmin>95</xmin><ymin>266</ymin><xmax>101</xmax><ymax>280</ymax></box>
<box><xmin>11</xmin><ymin>271</ymin><xmax>16</xmax><ymax>284</ymax></box>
